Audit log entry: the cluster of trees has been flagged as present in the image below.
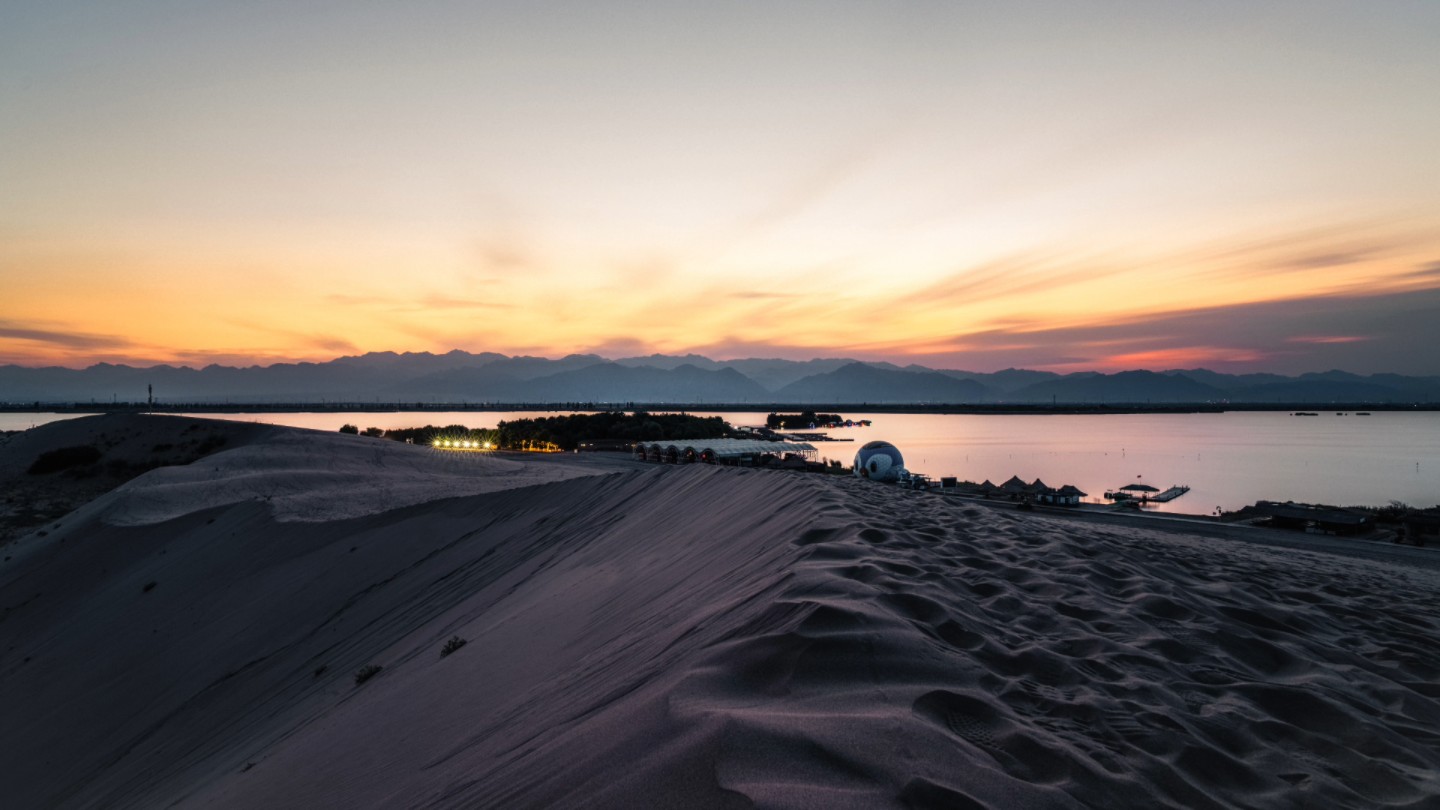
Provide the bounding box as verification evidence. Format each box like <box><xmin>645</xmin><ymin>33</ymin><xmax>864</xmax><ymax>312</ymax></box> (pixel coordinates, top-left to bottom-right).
<box><xmin>376</xmin><ymin>424</ymin><xmax>498</xmax><ymax>446</ymax></box>
<box><xmin>765</xmin><ymin>411</ymin><xmax>844</xmax><ymax>429</ymax></box>
<box><xmin>346</xmin><ymin>412</ymin><xmax>731</xmax><ymax>452</ymax></box>
<box><xmin>1354</xmin><ymin>500</ymin><xmax>1440</xmax><ymax>522</ymax></box>
<box><xmin>494</xmin><ymin>411</ymin><xmax>730</xmax><ymax>451</ymax></box>
<box><xmin>339</xmin><ymin>424</ymin><xmax>393</xmax><ymax>438</ymax></box>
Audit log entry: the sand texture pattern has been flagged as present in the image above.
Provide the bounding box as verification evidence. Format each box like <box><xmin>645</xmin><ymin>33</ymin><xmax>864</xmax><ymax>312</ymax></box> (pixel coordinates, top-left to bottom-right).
<box><xmin>2</xmin><ymin>420</ymin><xmax>1438</xmax><ymax>808</ymax></box>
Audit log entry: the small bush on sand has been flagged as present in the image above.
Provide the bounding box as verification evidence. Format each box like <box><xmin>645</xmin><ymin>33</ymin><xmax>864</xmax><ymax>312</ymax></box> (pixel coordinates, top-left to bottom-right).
<box><xmin>27</xmin><ymin>445</ymin><xmax>102</xmax><ymax>474</ymax></box>
<box><xmin>354</xmin><ymin>664</ymin><xmax>382</xmax><ymax>685</ymax></box>
<box><xmin>361</xmin><ymin>427</ymin><xmax>385</xmax><ymax>438</ymax></box>
<box><xmin>441</xmin><ymin>636</ymin><xmax>467</xmax><ymax>657</ymax></box>
<box><xmin>339</xmin><ymin>424</ymin><xmax>359</xmax><ymax>435</ymax></box>
<box><xmin>194</xmin><ymin>435</ymin><xmax>228</xmax><ymax>454</ymax></box>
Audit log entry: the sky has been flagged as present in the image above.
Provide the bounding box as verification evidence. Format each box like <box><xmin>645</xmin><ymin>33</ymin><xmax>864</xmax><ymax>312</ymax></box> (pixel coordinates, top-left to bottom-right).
<box><xmin>3</xmin><ymin>1</ymin><xmax>1439</xmax><ymax>374</ymax></box>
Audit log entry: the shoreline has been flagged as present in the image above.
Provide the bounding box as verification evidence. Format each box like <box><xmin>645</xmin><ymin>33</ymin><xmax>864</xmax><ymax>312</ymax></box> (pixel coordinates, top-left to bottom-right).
<box><xmin>929</xmin><ymin>488</ymin><xmax>1440</xmax><ymax>570</ymax></box>
<box><xmin>5</xmin><ymin>402</ymin><xmax>1440</xmax><ymax>415</ymax></box>
<box><xmin>558</xmin><ymin>450</ymin><xmax>1440</xmax><ymax>570</ymax></box>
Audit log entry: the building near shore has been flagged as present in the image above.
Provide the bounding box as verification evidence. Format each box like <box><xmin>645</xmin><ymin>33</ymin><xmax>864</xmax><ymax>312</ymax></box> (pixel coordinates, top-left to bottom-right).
<box><xmin>1041</xmin><ymin>484</ymin><xmax>1088</xmax><ymax>506</ymax></box>
<box><xmin>1000</xmin><ymin>475</ymin><xmax>1029</xmax><ymax>497</ymax></box>
<box><xmin>1252</xmin><ymin>501</ymin><xmax>1372</xmax><ymax>535</ymax></box>
<box><xmin>966</xmin><ymin>477</ymin><xmax>1085</xmax><ymax>505</ymax></box>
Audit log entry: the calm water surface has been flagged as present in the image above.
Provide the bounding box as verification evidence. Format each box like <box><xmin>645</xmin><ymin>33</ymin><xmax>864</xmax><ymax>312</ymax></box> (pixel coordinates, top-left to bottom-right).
<box><xmin>0</xmin><ymin>413</ymin><xmax>99</xmax><ymax>431</ymax></box>
<box><xmin>740</xmin><ymin>411</ymin><xmax>1440</xmax><ymax>514</ymax></box>
<box><xmin>6</xmin><ymin>410</ymin><xmax>1437</xmax><ymax>513</ymax></box>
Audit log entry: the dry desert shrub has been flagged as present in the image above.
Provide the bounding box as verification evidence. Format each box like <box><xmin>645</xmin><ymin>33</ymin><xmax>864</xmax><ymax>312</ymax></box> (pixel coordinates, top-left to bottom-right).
<box><xmin>440</xmin><ymin>636</ymin><xmax>467</xmax><ymax>657</ymax></box>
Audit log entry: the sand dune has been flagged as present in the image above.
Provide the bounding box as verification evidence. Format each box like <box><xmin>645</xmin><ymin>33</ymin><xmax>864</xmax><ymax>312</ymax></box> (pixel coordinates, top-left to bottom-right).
<box><xmin>0</xmin><ymin>414</ymin><xmax>273</xmax><ymax>546</ymax></box>
<box><xmin>2</xmin><ymin>418</ymin><xmax>1438</xmax><ymax>808</ymax></box>
<box><xmin>70</xmin><ymin>422</ymin><xmax>604</xmax><ymax>527</ymax></box>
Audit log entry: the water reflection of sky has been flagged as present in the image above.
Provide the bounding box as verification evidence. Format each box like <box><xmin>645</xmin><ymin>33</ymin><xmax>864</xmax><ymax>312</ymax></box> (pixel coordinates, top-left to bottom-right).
<box><xmin>7</xmin><ymin>410</ymin><xmax>1437</xmax><ymax>512</ymax></box>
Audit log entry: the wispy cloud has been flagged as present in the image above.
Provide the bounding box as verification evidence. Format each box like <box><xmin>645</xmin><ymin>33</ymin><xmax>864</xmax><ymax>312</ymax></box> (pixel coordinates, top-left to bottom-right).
<box><xmin>326</xmin><ymin>293</ymin><xmax>513</xmax><ymax>312</ymax></box>
<box><xmin>1277</xmin><ymin>251</ymin><xmax>1375</xmax><ymax>271</ymax></box>
<box><xmin>580</xmin><ymin>336</ymin><xmax>653</xmax><ymax>358</ymax></box>
<box><xmin>1394</xmin><ymin>260</ymin><xmax>1440</xmax><ymax>282</ymax></box>
<box><xmin>0</xmin><ymin>321</ymin><xmax>136</xmax><ymax>351</ymax></box>
<box><xmin>416</xmin><ymin>295</ymin><xmax>513</xmax><ymax>311</ymax></box>
<box><xmin>910</xmin><ymin>287</ymin><xmax>1440</xmax><ymax>374</ymax></box>
<box><xmin>223</xmin><ymin>320</ymin><xmax>360</xmax><ymax>356</ymax></box>
<box><xmin>1288</xmin><ymin>335</ymin><xmax>1372</xmax><ymax>345</ymax></box>
<box><xmin>326</xmin><ymin>294</ymin><xmax>389</xmax><ymax>307</ymax></box>
<box><xmin>729</xmin><ymin>291</ymin><xmax>800</xmax><ymax>301</ymax></box>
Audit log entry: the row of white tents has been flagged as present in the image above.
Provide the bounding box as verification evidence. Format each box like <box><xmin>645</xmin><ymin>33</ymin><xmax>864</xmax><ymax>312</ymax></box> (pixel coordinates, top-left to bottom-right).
<box><xmin>634</xmin><ymin>438</ymin><xmax>817</xmax><ymax>464</ymax></box>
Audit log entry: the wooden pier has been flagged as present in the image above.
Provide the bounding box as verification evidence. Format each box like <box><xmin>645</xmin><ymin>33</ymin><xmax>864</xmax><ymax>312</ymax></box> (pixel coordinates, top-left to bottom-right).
<box><xmin>1149</xmin><ymin>485</ymin><xmax>1191</xmax><ymax>502</ymax></box>
<box><xmin>1105</xmin><ymin>484</ymin><xmax>1190</xmax><ymax>503</ymax></box>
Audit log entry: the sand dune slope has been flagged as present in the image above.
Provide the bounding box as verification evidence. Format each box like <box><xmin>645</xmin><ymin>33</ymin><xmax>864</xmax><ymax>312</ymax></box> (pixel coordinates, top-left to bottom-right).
<box><xmin>2</xmin><ymin>438</ymin><xmax>1438</xmax><ymax>808</ymax></box>
<box><xmin>0</xmin><ymin>414</ymin><xmax>273</xmax><ymax>544</ymax></box>
<box><xmin>75</xmin><ymin>423</ymin><xmax>604</xmax><ymax>526</ymax></box>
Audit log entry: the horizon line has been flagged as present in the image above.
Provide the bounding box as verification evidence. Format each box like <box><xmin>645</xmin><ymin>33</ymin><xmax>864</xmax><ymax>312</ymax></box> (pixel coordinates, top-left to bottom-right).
<box><xmin>0</xmin><ymin>349</ymin><xmax>1428</xmax><ymax>379</ymax></box>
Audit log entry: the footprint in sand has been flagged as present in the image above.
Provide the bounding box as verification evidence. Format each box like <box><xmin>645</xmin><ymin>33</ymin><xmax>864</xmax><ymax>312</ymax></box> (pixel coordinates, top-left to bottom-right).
<box><xmin>913</xmin><ymin>690</ymin><xmax>1007</xmax><ymax>750</ymax></box>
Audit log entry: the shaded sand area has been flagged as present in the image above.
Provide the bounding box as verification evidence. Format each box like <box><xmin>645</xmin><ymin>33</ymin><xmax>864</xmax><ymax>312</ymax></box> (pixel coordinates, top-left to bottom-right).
<box><xmin>2</xmin><ymin>417</ymin><xmax>1438</xmax><ymax>808</ymax></box>
<box><xmin>0</xmin><ymin>415</ymin><xmax>273</xmax><ymax>545</ymax></box>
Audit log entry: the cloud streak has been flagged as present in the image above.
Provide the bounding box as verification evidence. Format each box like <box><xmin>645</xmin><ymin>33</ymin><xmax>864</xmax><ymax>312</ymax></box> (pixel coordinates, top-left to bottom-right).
<box><xmin>0</xmin><ymin>321</ymin><xmax>136</xmax><ymax>352</ymax></box>
<box><xmin>913</xmin><ymin>287</ymin><xmax>1440</xmax><ymax>374</ymax></box>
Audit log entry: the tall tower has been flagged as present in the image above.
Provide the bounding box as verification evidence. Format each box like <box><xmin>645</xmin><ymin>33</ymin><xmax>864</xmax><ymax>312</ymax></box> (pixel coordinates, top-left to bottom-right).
<box><xmin>148</xmin><ymin>384</ymin><xmax>153</xmax><ymax>410</ymax></box>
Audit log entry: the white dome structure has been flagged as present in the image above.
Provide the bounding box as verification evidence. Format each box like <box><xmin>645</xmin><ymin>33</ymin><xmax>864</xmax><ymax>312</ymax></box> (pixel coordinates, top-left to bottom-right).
<box><xmin>854</xmin><ymin>441</ymin><xmax>905</xmax><ymax>482</ymax></box>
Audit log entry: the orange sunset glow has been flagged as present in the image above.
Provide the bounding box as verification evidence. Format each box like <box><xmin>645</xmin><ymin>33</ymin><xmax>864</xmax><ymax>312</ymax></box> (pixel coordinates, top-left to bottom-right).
<box><xmin>3</xmin><ymin>3</ymin><xmax>1439</xmax><ymax>374</ymax></box>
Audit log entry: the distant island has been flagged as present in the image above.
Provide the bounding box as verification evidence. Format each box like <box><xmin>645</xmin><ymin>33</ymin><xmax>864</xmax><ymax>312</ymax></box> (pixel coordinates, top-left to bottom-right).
<box><xmin>3</xmin><ymin>350</ymin><xmax>1439</xmax><ymax>406</ymax></box>
<box><xmin>766</xmin><ymin>411</ymin><xmax>847</xmax><ymax>429</ymax></box>
<box><xmin>373</xmin><ymin>412</ymin><xmax>731</xmax><ymax>453</ymax></box>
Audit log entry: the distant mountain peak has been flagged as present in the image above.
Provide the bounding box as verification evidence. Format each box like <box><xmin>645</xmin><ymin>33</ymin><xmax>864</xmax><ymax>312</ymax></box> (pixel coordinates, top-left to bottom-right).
<box><xmin>2</xmin><ymin>350</ymin><xmax>1436</xmax><ymax>404</ymax></box>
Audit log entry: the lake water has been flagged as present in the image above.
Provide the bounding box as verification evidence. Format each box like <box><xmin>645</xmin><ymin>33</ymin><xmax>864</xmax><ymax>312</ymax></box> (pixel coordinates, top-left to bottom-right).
<box><xmin>5</xmin><ymin>410</ymin><xmax>1437</xmax><ymax>513</ymax></box>
<box><xmin>734</xmin><ymin>411</ymin><xmax>1439</xmax><ymax>515</ymax></box>
<box><xmin>0</xmin><ymin>413</ymin><xmax>100</xmax><ymax>432</ymax></box>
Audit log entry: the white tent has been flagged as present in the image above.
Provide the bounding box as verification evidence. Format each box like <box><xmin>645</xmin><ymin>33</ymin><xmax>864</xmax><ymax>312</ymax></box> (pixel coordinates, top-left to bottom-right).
<box><xmin>635</xmin><ymin>438</ymin><xmax>817</xmax><ymax>463</ymax></box>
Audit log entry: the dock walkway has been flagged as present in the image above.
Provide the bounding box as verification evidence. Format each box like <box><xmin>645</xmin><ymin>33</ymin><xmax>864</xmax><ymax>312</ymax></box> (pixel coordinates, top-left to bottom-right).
<box><xmin>1149</xmin><ymin>485</ymin><xmax>1191</xmax><ymax>502</ymax></box>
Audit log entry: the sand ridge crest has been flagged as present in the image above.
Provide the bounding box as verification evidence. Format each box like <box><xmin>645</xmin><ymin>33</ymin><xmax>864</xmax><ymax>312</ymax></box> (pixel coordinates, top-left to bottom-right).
<box><xmin>78</xmin><ymin>426</ymin><xmax>608</xmax><ymax>526</ymax></box>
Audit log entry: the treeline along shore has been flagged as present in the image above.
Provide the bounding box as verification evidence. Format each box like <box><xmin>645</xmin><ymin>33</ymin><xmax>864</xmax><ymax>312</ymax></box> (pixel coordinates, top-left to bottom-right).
<box><xmin>6</xmin><ymin>401</ymin><xmax>1440</xmax><ymax>415</ymax></box>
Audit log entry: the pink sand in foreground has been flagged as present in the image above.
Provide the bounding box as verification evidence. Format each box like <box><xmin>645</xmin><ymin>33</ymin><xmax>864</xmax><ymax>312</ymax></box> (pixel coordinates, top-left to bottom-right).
<box><xmin>1</xmin><ymin>416</ymin><xmax>1437</xmax><ymax>808</ymax></box>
